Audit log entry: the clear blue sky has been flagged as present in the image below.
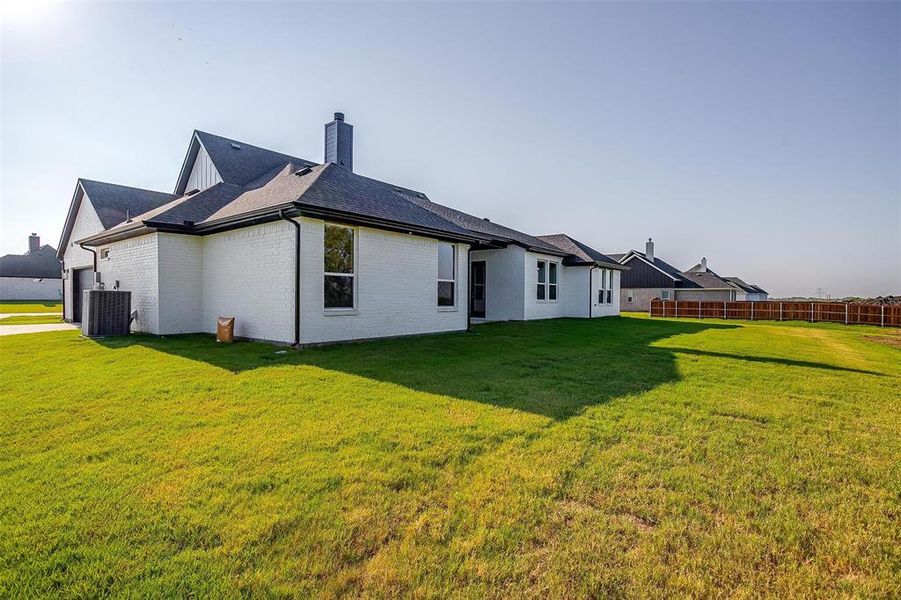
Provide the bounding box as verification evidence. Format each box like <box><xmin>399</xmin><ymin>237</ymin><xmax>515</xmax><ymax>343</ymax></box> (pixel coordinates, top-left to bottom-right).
<box><xmin>2</xmin><ymin>1</ymin><xmax>898</xmax><ymax>297</ymax></box>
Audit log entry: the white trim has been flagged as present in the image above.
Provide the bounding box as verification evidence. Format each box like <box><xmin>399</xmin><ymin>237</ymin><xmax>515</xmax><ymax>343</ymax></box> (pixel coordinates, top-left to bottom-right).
<box><xmin>619</xmin><ymin>252</ymin><xmax>680</xmax><ymax>281</ymax></box>
<box><xmin>323</xmin><ymin>223</ymin><xmax>357</xmax><ymax>311</ymax></box>
<box><xmin>437</xmin><ymin>242</ymin><xmax>456</xmax><ymax>309</ymax></box>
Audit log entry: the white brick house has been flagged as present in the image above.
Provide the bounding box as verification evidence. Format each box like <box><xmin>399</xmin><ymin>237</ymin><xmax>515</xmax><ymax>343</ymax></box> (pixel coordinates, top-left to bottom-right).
<box><xmin>61</xmin><ymin>113</ymin><xmax>625</xmax><ymax>345</ymax></box>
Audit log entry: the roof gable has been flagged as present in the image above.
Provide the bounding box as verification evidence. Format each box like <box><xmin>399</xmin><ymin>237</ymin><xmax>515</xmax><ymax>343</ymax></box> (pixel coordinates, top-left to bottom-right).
<box><xmin>174</xmin><ymin>131</ymin><xmax>316</xmax><ymax>194</ymax></box>
<box><xmin>536</xmin><ymin>234</ymin><xmax>625</xmax><ymax>268</ymax></box>
<box><xmin>58</xmin><ymin>179</ymin><xmax>175</xmax><ymax>257</ymax></box>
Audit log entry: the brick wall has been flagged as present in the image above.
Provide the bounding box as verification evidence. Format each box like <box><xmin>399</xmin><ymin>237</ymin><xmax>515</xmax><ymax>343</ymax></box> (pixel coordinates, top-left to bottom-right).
<box><xmin>202</xmin><ymin>221</ymin><xmax>295</xmax><ymax>342</ymax></box>
<box><xmin>299</xmin><ymin>217</ymin><xmax>469</xmax><ymax>344</ymax></box>
<box><xmin>96</xmin><ymin>234</ymin><xmax>160</xmax><ymax>332</ymax></box>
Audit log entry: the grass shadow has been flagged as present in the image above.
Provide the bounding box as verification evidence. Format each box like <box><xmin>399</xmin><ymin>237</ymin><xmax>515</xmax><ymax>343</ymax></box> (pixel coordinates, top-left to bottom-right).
<box><xmin>98</xmin><ymin>317</ymin><xmax>741</xmax><ymax>420</ymax></box>
<box><xmin>664</xmin><ymin>347</ymin><xmax>884</xmax><ymax>375</ymax></box>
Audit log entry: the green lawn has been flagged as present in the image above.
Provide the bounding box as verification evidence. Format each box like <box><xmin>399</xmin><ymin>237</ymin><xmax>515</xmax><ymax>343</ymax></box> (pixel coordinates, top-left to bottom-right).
<box><xmin>1</xmin><ymin>317</ymin><xmax>899</xmax><ymax>598</ymax></box>
<box><xmin>0</xmin><ymin>300</ymin><xmax>62</xmax><ymax>314</ymax></box>
<box><xmin>0</xmin><ymin>315</ymin><xmax>64</xmax><ymax>325</ymax></box>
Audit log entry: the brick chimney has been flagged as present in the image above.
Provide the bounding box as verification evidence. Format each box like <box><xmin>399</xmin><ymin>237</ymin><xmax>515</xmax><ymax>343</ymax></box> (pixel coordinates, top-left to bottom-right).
<box><xmin>701</xmin><ymin>257</ymin><xmax>707</xmax><ymax>271</ymax></box>
<box><xmin>325</xmin><ymin>112</ymin><xmax>353</xmax><ymax>171</ymax></box>
<box><xmin>28</xmin><ymin>233</ymin><xmax>39</xmax><ymax>254</ymax></box>
<box><xmin>645</xmin><ymin>238</ymin><xmax>654</xmax><ymax>263</ymax></box>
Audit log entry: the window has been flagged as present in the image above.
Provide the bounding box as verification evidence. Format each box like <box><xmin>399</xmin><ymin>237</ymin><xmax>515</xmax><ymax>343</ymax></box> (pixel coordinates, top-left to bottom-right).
<box><xmin>661</xmin><ymin>290</ymin><xmax>670</xmax><ymax>300</ymax></box>
<box><xmin>537</xmin><ymin>260</ymin><xmax>547</xmax><ymax>300</ymax></box>
<box><xmin>548</xmin><ymin>263</ymin><xmax>558</xmax><ymax>301</ymax></box>
<box><xmin>437</xmin><ymin>242</ymin><xmax>455</xmax><ymax>307</ymax></box>
<box><xmin>598</xmin><ymin>269</ymin><xmax>614</xmax><ymax>304</ymax></box>
<box><xmin>598</xmin><ymin>269</ymin><xmax>606</xmax><ymax>304</ymax></box>
<box><xmin>536</xmin><ymin>260</ymin><xmax>559</xmax><ymax>302</ymax></box>
<box><xmin>99</xmin><ymin>248</ymin><xmax>110</xmax><ymax>260</ymax></box>
<box><xmin>627</xmin><ymin>290</ymin><xmax>634</xmax><ymax>303</ymax></box>
<box><xmin>324</xmin><ymin>224</ymin><xmax>354</xmax><ymax>308</ymax></box>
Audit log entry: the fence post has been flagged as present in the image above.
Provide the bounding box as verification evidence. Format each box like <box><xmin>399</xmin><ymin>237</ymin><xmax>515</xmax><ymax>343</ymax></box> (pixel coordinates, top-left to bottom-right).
<box><xmin>881</xmin><ymin>305</ymin><xmax>885</xmax><ymax>327</ymax></box>
<box><xmin>845</xmin><ymin>304</ymin><xmax>848</xmax><ymax>325</ymax></box>
<box><xmin>750</xmin><ymin>302</ymin><xmax>754</xmax><ymax>321</ymax></box>
<box><xmin>699</xmin><ymin>301</ymin><xmax>701</xmax><ymax>319</ymax></box>
<box><xmin>675</xmin><ymin>302</ymin><xmax>678</xmax><ymax>319</ymax></box>
<box><xmin>723</xmin><ymin>301</ymin><xmax>727</xmax><ymax>320</ymax></box>
<box><xmin>810</xmin><ymin>302</ymin><xmax>814</xmax><ymax>323</ymax></box>
<box><xmin>779</xmin><ymin>302</ymin><xmax>783</xmax><ymax>321</ymax></box>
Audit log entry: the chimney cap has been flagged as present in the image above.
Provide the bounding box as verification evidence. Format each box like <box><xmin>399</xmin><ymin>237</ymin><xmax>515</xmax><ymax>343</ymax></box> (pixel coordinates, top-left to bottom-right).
<box><xmin>333</xmin><ymin>112</ymin><xmax>345</xmax><ymax>122</ymax></box>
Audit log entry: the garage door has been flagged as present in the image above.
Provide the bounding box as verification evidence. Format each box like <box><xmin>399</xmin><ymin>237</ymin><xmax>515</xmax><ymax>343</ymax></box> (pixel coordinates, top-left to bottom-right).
<box><xmin>72</xmin><ymin>268</ymin><xmax>93</xmax><ymax>323</ymax></box>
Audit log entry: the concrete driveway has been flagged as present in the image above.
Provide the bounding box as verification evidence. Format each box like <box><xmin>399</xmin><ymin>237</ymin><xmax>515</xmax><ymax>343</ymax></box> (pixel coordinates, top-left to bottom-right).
<box><xmin>0</xmin><ymin>323</ymin><xmax>76</xmax><ymax>336</ymax></box>
<box><xmin>0</xmin><ymin>312</ymin><xmax>73</xmax><ymax>336</ymax></box>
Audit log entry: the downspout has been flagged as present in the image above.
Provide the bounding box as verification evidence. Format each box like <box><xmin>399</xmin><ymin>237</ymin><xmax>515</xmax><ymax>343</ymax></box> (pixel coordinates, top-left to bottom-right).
<box><xmin>466</xmin><ymin>247</ymin><xmax>472</xmax><ymax>331</ymax></box>
<box><xmin>279</xmin><ymin>209</ymin><xmax>301</xmax><ymax>347</ymax></box>
<box><xmin>588</xmin><ymin>266</ymin><xmax>597</xmax><ymax>319</ymax></box>
<box><xmin>78</xmin><ymin>242</ymin><xmax>98</xmax><ymax>272</ymax></box>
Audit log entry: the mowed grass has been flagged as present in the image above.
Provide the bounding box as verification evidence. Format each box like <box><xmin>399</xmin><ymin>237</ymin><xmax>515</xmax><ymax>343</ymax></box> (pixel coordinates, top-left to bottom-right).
<box><xmin>0</xmin><ymin>315</ymin><xmax>64</xmax><ymax>325</ymax></box>
<box><xmin>0</xmin><ymin>300</ymin><xmax>62</xmax><ymax>314</ymax></box>
<box><xmin>1</xmin><ymin>317</ymin><xmax>899</xmax><ymax>598</ymax></box>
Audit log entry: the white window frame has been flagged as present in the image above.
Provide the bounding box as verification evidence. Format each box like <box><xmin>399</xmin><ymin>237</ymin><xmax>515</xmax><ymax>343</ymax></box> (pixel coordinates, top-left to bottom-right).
<box><xmin>437</xmin><ymin>242</ymin><xmax>456</xmax><ymax>310</ymax></box>
<box><xmin>548</xmin><ymin>262</ymin><xmax>558</xmax><ymax>302</ymax></box>
<box><xmin>661</xmin><ymin>290</ymin><xmax>671</xmax><ymax>300</ymax></box>
<box><xmin>606</xmin><ymin>269</ymin><xmax>613</xmax><ymax>304</ymax></box>
<box><xmin>537</xmin><ymin>259</ymin><xmax>548</xmax><ymax>302</ymax></box>
<box><xmin>627</xmin><ymin>290</ymin><xmax>634</xmax><ymax>303</ymax></box>
<box><xmin>323</xmin><ymin>223</ymin><xmax>357</xmax><ymax>312</ymax></box>
<box><xmin>99</xmin><ymin>247</ymin><xmax>110</xmax><ymax>260</ymax></box>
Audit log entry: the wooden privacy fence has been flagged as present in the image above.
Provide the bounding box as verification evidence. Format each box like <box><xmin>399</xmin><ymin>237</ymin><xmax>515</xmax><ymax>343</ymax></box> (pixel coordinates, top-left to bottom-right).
<box><xmin>649</xmin><ymin>300</ymin><xmax>901</xmax><ymax>328</ymax></box>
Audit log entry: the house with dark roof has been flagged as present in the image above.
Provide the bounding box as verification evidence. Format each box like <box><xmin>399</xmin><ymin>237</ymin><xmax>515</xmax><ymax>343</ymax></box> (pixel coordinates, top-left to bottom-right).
<box><xmin>611</xmin><ymin>240</ymin><xmax>768</xmax><ymax>310</ymax></box>
<box><xmin>61</xmin><ymin>113</ymin><xmax>626</xmax><ymax>343</ymax></box>
<box><xmin>0</xmin><ymin>234</ymin><xmax>62</xmax><ymax>300</ymax></box>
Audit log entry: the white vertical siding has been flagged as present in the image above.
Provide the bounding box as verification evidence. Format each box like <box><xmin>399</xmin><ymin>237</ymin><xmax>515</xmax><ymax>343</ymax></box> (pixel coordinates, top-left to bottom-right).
<box><xmin>62</xmin><ymin>193</ymin><xmax>105</xmax><ymax>320</ymax></box>
<box><xmin>186</xmin><ymin>143</ymin><xmax>222</xmax><ymax>193</ymax></box>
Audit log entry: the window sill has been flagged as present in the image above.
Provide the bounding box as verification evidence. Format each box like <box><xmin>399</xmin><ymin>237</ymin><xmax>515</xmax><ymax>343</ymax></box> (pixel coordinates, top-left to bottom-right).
<box><xmin>437</xmin><ymin>306</ymin><xmax>457</xmax><ymax>312</ymax></box>
<box><xmin>323</xmin><ymin>308</ymin><xmax>358</xmax><ymax>317</ymax></box>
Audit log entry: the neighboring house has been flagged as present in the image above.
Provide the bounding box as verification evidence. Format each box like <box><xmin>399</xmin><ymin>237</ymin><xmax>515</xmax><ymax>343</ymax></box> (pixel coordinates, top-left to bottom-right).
<box><xmin>608</xmin><ymin>239</ymin><xmax>684</xmax><ymax>310</ymax></box>
<box><xmin>0</xmin><ymin>234</ymin><xmax>62</xmax><ymax>300</ymax></box>
<box><xmin>62</xmin><ymin>113</ymin><xmax>626</xmax><ymax>345</ymax></box>
<box><xmin>722</xmin><ymin>277</ymin><xmax>769</xmax><ymax>301</ymax></box>
<box><xmin>611</xmin><ymin>239</ymin><xmax>767</xmax><ymax>310</ymax></box>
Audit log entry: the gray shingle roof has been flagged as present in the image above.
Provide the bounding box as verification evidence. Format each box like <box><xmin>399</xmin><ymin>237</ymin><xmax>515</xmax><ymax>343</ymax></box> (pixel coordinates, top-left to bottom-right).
<box><xmin>614</xmin><ymin>250</ymin><xmax>684</xmax><ymax>280</ymax></box>
<box><xmin>101</xmin><ymin>162</ymin><xmax>479</xmax><ymax>241</ymax></box>
<box><xmin>405</xmin><ymin>196</ymin><xmax>567</xmax><ymax>255</ymax></box>
<box><xmin>678</xmin><ymin>271</ymin><xmax>733</xmax><ymax>289</ymax></box>
<box><xmin>79</xmin><ymin>179</ymin><xmax>178</xmax><ymax>229</ymax></box>
<box><xmin>0</xmin><ymin>245</ymin><xmax>61</xmax><ymax>279</ymax></box>
<box><xmin>536</xmin><ymin>234</ymin><xmax>624</xmax><ymax>267</ymax></box>
<box><xmin>194</xmin><ymin>131</ymin><xmax>315</xmax><ymax>187</ymax></box>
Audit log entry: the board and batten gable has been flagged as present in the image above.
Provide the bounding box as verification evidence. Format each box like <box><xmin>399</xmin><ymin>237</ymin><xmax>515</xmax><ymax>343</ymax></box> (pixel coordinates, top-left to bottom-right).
<box><xmin>619</xmin><ymin>255</ymin><xmax>678</xmax><ymax>288</ymax></box>
<box><xmin>185</xmin><ymin>142</ymin><xmax>222</xmax><ymax>193</ymax></box>
<box><xmin>62</xmin><ymin>191</ymin><xmax>105</xmax><ymax>320</ymax></box>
